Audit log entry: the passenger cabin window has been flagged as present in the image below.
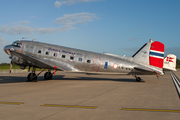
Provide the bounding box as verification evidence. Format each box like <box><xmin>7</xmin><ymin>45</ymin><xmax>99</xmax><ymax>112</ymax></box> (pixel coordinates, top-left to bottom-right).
<box><xmin>62</xmin><ymin>55</ymin><xmax>66</xmax><ymax>58</ymax></box>
<box><xmin>87</xmin><ymin>60</ymin><xmax>91</xmax><ymax>63</ymax></box>
<box><xmin>78</xmin><ymin>58</ymin><xmax>82</xmax><ymax>61</ymax></box>
<box><xmin>54</xmin><ymin>53</ymin><xmax>57</xmax><ymax>57</ymax></box>
<box><xmin>46</xmin><ymin>52</ymin><xmax>49</xmax><ymax>55</ymax></box>
<box><xmin>70</xmin><ymin>56</ymin><xmax>74</xmax><ymax>60</ymax></box>
<box><xmin>38</xmin><ymin>50</ymin><xmax>41</xmax><ymax>53</ymax></box>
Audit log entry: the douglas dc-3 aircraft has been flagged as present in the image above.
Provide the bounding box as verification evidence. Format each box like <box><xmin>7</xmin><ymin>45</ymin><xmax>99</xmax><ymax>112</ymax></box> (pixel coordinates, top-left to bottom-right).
<box><xmin>4</xmin><ymin>39</ymin><xmax>166</xmax><ymax>82</ymax></box>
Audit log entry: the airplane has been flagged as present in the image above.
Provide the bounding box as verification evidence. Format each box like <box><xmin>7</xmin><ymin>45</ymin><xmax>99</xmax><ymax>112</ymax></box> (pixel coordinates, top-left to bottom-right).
<box><xmin>163</xmin><ymin>54</ymin><xmax>177</xmax><ymax>71</ymax></box>
<box><xmin>4</xmin><ymin>39</ymin><xmax>165</xmax><ymax>82</ymax></box>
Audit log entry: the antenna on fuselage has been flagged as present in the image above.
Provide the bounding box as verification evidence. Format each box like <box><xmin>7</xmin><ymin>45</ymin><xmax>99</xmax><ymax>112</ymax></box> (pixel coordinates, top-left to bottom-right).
<box><xmin>32</xmin><ymin>38</ymin><xmax>36</xmax><ymax>41</ymax></box>
<box><xmin>22</xmin><ymin>37</ymin><xmax>27</xmax><ymax>41</ymax></box>
<box><xmin>149</xmin><ymin>39</ymin><xmax>153</xmax><ymax>43</ymax></box>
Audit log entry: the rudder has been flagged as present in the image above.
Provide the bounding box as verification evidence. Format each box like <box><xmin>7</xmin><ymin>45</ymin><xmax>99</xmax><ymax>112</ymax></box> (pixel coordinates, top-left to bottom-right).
<box><xmin>149</xmin><ymin>41</ymin><xmax>164</xmax><ymax>68</ymax></box>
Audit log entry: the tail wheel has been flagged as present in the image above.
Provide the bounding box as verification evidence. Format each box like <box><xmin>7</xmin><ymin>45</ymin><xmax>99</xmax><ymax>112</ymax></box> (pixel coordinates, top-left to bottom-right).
<box><xmin>136</xmin><ymin>77</ymin><xmax>141</xmax><ymax>82</ymax></box>
<box><xmin>132</xmin><ymin>74</ymin><xmax>142</xmax><ymax>82</ymax></box>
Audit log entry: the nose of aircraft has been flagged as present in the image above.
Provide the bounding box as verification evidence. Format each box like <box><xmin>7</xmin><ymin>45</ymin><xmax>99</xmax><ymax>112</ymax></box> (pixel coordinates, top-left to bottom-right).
<box><xmin>4</xmin><ymin>45</ymin><xmax>11</xmax><ymax>55</ymax></box>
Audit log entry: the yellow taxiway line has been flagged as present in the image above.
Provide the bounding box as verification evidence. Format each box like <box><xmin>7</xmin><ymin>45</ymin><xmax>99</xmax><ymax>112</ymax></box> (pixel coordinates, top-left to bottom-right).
<box><xmin>120</xmin><ymin>108</ymin><xmax>180</xmax><ymax>113</ymax></box>
<box><xmin>0</xmin><ymin>101</ymin><xmax>24</xmax><ymax>105</ymax></box>
<box><xmin>41</xmin><ymin>104</ymin><xmax>97</xmax><ymax>109</ymax></box>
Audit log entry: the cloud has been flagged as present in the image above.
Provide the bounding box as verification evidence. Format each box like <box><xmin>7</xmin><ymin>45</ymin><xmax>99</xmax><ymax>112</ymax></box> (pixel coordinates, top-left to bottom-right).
<box><xmin>30</xmin><ymin>16</ymin><xmax>36</xmax><ymax>18</ymax></box>
<box><xmin>54</xmin><ymin>0</ymin><xmax>103</xmax><ymax>8</ymax></box>
<box><xmin>14</xmin><ymin>20</ymin><xmax>29</xmax><ymax>25</ymax></box>
<box><xmin>54</xmin><ymin>12</ymin><xmax>98</xmax><ymax>25</ymax></box>
<box><xmin>20</xmin><ymin>20</ymin><xmax>29</xmax><ymax>24</ymax></box>
<box><xmin>0</xmin><ymin>12</ymin><xmax>98</xmax><ymax>35</ymax></box>
<box><xmin>0</xmin><ymin>36</ymin><xmax>9</xmax><ymax>46</ymax></box>
<box><xmin>38</xmin><ymin>12</ymin><xmax>98</xmax><ymax>34</ymax></box>
<box><xmin>0</xmin><ymin>25</ymin><xmax>34</xmax><ymax>35</ymax></box>
<box><xmin>37</xmin><ymin>25</ymin><xmax>74</xmax><ymax>34</ymax></box>
<box><xmin>54</xmin><ymin>1</ymin><xmax>62</xmax><ymax>8</ymax></box>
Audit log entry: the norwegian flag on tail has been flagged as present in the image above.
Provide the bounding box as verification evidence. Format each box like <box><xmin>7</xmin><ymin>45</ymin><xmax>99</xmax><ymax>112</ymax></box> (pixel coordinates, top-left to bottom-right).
<box><xmin>149</xmin><ymin>41</ymin><xmax>164</xmax><ymax>68</ymax></box>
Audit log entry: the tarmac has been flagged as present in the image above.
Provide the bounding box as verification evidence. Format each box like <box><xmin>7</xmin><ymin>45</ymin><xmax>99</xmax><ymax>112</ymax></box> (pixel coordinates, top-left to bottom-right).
<box><xmin>0</xmin><ymin>70</ymin><xmax>180</xmax><ymax>120</ymax></box>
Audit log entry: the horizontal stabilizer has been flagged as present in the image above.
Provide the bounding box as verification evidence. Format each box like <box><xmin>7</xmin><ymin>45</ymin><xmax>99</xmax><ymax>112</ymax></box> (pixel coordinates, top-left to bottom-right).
<box><xmin>163</xmin><ymin>54</ymin><xmax>177</xmax><ymax>71</ymax></box>
<box><xmin>134</xmin><ymin>66</ymin><xmax>164</xmax><ymax>75</ymax></box>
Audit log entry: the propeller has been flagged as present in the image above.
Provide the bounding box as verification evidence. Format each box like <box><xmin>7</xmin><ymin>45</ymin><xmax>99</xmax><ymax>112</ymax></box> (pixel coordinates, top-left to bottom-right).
<box><xmin>9</xmin><ymin>60</ymin><xmax>12</xmax><ymax>73</ymax></box>
<box><xmin>7</xmin><ymin>50</ymin><xmax>13</xmax><ymax>73</ymax></box>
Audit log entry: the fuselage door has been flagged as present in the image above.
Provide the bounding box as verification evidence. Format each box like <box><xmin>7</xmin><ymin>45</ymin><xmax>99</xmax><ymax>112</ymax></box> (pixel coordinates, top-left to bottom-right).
<box><xmin>92</xmin><ymin>57</ymin><xmax>101</xmax><ymax>72</ymax></box>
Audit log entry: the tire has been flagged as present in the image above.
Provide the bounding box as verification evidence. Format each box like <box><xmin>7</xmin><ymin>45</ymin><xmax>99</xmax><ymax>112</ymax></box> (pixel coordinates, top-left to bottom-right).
<box><xmin>44</xmin><ymin>72</ymin><xmax>52</xmax><ymax>80</ymax></box>
<box><xmin>27</xmin><ymin>73</ymin><xmax>37</xmax><ymax>82</ymax></box>
<box><xmin>136</xmin><ymin>77</ymin><xmax>141</xmax><ymax>82</ymax></box>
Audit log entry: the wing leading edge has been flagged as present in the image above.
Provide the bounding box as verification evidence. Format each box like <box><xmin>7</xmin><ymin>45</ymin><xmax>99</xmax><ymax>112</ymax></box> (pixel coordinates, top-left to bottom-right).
<box><xmin>10</xmin><ymin>50</ymin><xmax>80</xmax><ymax>71</ymax></box>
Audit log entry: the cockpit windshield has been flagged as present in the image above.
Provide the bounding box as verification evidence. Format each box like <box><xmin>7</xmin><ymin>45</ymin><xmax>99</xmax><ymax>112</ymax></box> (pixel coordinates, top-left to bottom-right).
<box><xmin>12</xmin><ymin>42</ymin><xmax>22</xmax><ymax>47</ymax></box>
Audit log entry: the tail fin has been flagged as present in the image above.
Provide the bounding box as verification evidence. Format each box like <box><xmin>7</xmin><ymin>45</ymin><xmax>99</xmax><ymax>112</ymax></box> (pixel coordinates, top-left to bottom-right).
<box><xmin>163</xmin><ymin>54</ymin><xmax>177</xmax><ymax>71</ymax></box>
<box><xmin>149</xmin><ymin>41</ymin><xmax>164</xmax><ymax>68</ymax></box>
<box><xmin>132</xmin><ymin>39</ymin><xmax>164</xmax><ymax>68</ymax></box>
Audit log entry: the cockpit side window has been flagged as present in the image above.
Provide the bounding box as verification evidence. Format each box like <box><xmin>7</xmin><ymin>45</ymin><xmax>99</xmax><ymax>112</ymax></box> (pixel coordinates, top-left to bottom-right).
<box><xmin>12</xmin><ymin>42</ymin><xmax>22</xmax><ymax>47</ymax></box>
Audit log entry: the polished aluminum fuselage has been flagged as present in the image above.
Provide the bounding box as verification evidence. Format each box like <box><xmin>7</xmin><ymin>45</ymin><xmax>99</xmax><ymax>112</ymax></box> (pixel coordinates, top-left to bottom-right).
<box><xmin>4</xmin><ymin>40</ymin><xmax>160</xmax><ymax>75</ymax></box>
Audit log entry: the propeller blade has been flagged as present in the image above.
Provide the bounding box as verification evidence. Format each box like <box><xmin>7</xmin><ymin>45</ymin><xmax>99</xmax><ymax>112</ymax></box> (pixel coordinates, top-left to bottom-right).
<box><xmin>7</xmin><ymin>50</ymin><xmax>11</xmax><ymax>56</ymax></box>
<box><xmin>10</xmin><ymin>61</ymin><xmax>12</xmax><ymax>73</ymax></box>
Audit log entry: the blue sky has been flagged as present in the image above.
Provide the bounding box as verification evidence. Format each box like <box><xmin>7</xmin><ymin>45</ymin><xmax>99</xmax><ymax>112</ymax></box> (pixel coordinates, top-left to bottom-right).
<box><xmin>0</xmin><ymin>0</ymin><xmax>180</xmax><ymax>63</ymax></box>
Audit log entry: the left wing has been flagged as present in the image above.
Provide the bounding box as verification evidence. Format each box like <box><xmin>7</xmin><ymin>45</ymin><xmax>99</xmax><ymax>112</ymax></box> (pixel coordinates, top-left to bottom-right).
<box><xmin>11</xmin><ymin>51</ymin><xmax>80</xmax><ymax>71</ymax></box>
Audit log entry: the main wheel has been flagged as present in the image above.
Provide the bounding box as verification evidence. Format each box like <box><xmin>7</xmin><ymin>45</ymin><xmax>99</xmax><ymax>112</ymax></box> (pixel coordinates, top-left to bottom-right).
<box><xmin>136</xmin><ymin>77</ymin><xmax>141</xmax><ymax>82</ymax></box>
<box><xmin>44</xmin><ymin>72</ymin><xmax>52</xmax><ymax>80</ymax></box>
<box><xmin>27</xmin><ymin>73</ymin><xmax>37</xmax><ymax>82</ymax></box>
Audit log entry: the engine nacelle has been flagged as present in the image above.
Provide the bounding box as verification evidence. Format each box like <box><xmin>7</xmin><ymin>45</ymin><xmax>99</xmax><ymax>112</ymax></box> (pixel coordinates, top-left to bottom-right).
<box><xmin>11</xmin><ymin>55</ymin><xmax>27</xmax><ymax>69</ymax></box>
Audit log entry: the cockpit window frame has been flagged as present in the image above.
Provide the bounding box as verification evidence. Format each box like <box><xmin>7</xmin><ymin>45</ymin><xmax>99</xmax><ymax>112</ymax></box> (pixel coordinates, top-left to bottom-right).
<box><xmin>12</xmin><ymin>42</ymin><xmax>22</xmax><ymax>47</ymax></box>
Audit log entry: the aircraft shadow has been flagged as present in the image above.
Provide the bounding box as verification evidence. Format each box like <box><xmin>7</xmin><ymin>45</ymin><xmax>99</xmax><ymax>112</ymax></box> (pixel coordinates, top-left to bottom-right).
<box><xmin>0</xmin><ymin>75</ymin><xmax>144</xmax><ymax>84</ymax></box>
<box><xmin>0</xmin><ymin>75</ymin><xmax>27</xmax><ymax>84</ymax></box>
<box><xmin>51</xmin><ymin>75</ymin><xmax>141</xmax><ymax>82</ymax></box>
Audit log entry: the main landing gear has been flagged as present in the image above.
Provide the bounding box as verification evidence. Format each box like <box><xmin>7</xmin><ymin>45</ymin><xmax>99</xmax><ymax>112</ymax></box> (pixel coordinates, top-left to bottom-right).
<box><xmin>27</xmin><ymin>67</ymin><xmax>37</xmax><ymax>82</ymax></box>
<box><xmin>26</xmin><ymin>67</ymin><xmax>55</xmax><ymax>82</ymax></box>
<box><xmin>132</xmin><ymin>74</ymin><xmax>142</xmax><ymax>82</ymax></box>
<box><xmin>44</xmin><ymin>70</ymin><xmax>53</xmax><ymax>80</ymax></box>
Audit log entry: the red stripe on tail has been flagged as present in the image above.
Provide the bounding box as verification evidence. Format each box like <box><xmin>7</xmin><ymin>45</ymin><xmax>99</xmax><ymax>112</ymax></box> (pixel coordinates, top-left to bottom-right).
<box><xmin>150</xmin><ymin>41</ymin><xmax>164</xmax><ymax>52</ymax></box>
<box><xmin>149</xmin><ymin>56</ymin><xmax>164</xmax><ymax>68</ymax></box>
